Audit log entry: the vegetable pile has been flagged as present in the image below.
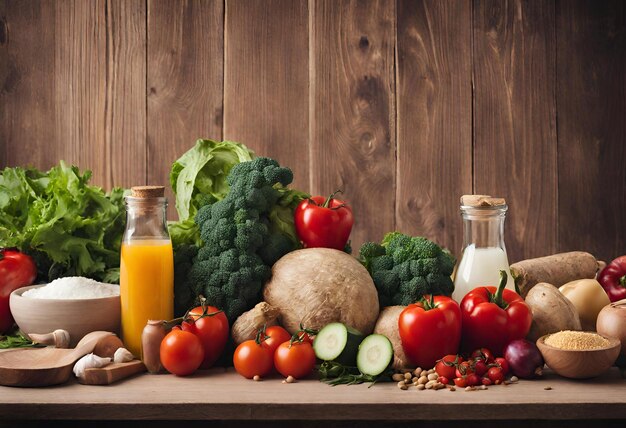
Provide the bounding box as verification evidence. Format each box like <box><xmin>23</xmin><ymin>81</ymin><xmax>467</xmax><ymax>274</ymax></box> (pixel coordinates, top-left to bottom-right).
<box><xmin>359</xmin><ymin>232</ymin><xmax>455</xmax><ymax>307</ymax></box>
<box><xmin>0</xmin><ymin>162</ymin><xmax>126</xmax><ymax>283</ymax></box>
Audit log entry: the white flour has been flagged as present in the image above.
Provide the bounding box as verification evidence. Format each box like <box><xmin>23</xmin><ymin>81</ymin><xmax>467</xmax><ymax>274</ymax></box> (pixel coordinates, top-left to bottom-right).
<box><xmin>23</xmin><ymin>277</ymin><xmax>120</xmax><ymax>299</ymax></box>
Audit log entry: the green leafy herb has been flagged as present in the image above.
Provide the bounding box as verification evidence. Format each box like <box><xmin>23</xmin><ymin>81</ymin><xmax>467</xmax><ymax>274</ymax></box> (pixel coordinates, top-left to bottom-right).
<box><xmin>318</xmin><ymin>361</ymin><xmax>393</xmax><ymax>387</ymax></box>
<box><xmin>0</xmin><ymin>332</ymin><xmax>42</xmax><ymax>349</ymax></box>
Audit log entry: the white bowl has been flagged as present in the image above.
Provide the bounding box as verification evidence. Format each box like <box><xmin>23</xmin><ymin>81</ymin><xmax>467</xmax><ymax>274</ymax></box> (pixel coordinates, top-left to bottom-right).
<box><xmin>10</xmin><ymin>284</ymin><xmax>120</xmax><ymax>347</ymax></box>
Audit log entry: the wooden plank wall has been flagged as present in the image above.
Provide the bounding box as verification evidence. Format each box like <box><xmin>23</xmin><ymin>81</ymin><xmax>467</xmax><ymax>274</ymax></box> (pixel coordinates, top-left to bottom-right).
<box><xmin>1</xmin><ymin>0</ymin><xmax>625</xmax><ymax>263</ymax></box>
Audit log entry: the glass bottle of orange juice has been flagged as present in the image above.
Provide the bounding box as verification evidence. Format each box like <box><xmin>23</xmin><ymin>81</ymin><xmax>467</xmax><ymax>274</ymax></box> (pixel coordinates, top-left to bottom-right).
<box><xmin>120</xmin><ymin>186</ymin><xmax>173</xmax><ymax>357</ymax></box>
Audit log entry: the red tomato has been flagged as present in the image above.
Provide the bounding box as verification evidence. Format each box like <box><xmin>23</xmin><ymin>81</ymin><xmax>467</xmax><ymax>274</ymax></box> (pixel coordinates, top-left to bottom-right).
<box><xmin>453</xmin><ymin>377</ymin><xmax>468</xmax><ymax>388</ymax></box>
<box><xmin>0</xmin><ymin>249</ymin><xmax>37</xmax><ymax>333</ymax></box>
<box><xmin>482</xmin><ymin>377</ymin><xmax>493</xmax><ymax>386</ymax></box>
<box><xmin>474</xmin><ymin>360</ymin><xmax>488</xmax><ymax>377</ymax></box>
<box><xmin>274</xmin><ymin>341</ymin><xmax>316</xmax><ymax>379</ymax></box>
<box><xmin>487</xmin><ymin>366</ymin><xmax>505</xmax><ymax>383</ymax></box>
<box><xmin>399</xmin><ymin>295</ymin><xmax>462</xmax><ymax>369</ymax></box>
<box><xmin>160</xmin><ymin>328</ymin><xmax>204</xmax><ymax>376</ymax></box>
<box><xmin>455</xmin><ymin>361</ymin><xmax>474</xmax><ymax>378</ymax></box>
<box><xmin>261</xmin><ymin>326</ymin><xmax>292</xmax><ymax>355</ymax></box>
<box><xmin>435</xmin><ymin>355</ymin><xmax>460</xmax><ymax>380</ymax></box>
<box><xmin>182</xmin><ymin>306</ymin><xmax>229</xmax><ymax>369</ymax></box>
<box><xmin>294</xmin><ymin>191</ymin><xmax>354</xmax><ymax>250</ymax></box>
<box><xmin>233</xmin><ymin>339</ymin><xmax>274</xmax><ymax>379</ymax></box>
<box><xmin>470</xmin><ymin>348</ymin><xmax>495</xmax><ymax>363</ymax></box>
<box><xmin>466</xmin><ymin>373</ymin><xmax>480</xmax><ymax>386</ymax></box>
<box><xmin>495</xmin><ymin>357</ymin><xmax>510</xmax><ymax>375</ymax></box>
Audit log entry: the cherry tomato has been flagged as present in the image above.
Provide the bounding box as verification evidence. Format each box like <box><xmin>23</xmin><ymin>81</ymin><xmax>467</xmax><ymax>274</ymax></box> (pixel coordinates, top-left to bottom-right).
<box><xmin>233</xmin><ymin>339</ymin><xmax>274</xmax><ymax>379</ymax></box>
<box><xmin>453</xmin><ymin>377</ymin><xmax>468</xmax><ymax>387</ymax></box>
<box><xmin>160</xmin><ymin>328</ymin><xmax>204</xmax><ymax>376</ymax></box>
<box><xmin>455</xmin><ymin>361</ymin><xmax>474</xmax><ymax>378</ymax></box>
<box><xmin>471</xmin><ymin>348</ymin><xmax>495</xmax><ymax>363</ymax></box>
<box><xmin>261</xmin><ymin>326</ymin><xmax>292</xmax><ymax>355</ymax></box>
<box><xmin>439</xmin><ymin>376</ymin><xmax>450</xmax><ymax>385</ymax></box>
<box><xmin>466</xmin><ymin>373</ymin><xmax>480</xmax><ymax>386</ymax></box>
<box><xmin>495</xmin><ymin>357</ymin><xmax>509</xmax><ymax>375</ymax></box>
<box><xmin>474</xmin><ymin>360</ymin><xmax>488</xmax><ymax>377</ymax></box>
<box><xmin>274</xmin><ymin>341</ymin><xmax>316</xmax><ymax>379</ymax></box>
<box><xmin>435</xmin><ymin>355</ymin><xmax>459</xmax><ymax>380</ymax></box>
<box><xmin>487</xmin><ymin>366</ymin><xmax>505</xmax><ymax>383</ymax></box>
<box><xmin>481</xmin><ymin>377</ymin><xmax>493</xmax><ymax>386</ymax></box>
<box><xmin>182</xmin><ymin>305</ymin><xmax>229</xmax><ymax>369</ymax></box>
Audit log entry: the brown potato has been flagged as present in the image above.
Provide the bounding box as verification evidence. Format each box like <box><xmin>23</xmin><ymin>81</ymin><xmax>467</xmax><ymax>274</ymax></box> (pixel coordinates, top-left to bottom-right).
<box><xmin>525</xmin><ymin>282</ymin><xmax>582</xmax><ymax>341</ymax></box>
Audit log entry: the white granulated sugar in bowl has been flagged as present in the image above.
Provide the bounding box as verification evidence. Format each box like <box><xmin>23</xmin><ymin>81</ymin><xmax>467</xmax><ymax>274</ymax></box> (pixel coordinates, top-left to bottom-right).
<box><xmin>23</xmin><ymin>277</ymin><xmax>120</xmax><ymax>299</ymax></box>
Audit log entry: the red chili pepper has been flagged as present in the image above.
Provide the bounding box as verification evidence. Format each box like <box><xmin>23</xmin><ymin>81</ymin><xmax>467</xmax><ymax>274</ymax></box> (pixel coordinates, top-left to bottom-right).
<box><xmin>598</xmin><ymin>255</ymin><xmax>626</xmax><ymax>302</ymax></box>
<box><xmin>460</xmin><ymin>270</ymin><xmax>532</xmax><ymax>355</ymax></box>
<box><xmin>0</xmin><ymin>249</ymin><xmax>37</xmax><ymax>333</ymax></box>
<box><xmin>294</xmin><ymin>190</ymin><xmax>354</xmax><ymax>251</ymax></box>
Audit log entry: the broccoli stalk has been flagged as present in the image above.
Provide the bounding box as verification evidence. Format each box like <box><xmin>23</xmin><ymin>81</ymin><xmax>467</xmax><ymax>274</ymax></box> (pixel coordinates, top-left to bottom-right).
<box><xmin>359</xmin><ymin>232</ymin><xmax>456</xmax><ymax>308</ymax></box>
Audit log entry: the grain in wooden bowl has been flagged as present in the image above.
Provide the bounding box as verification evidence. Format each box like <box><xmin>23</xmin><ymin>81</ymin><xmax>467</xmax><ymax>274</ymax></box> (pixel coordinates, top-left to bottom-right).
<box><xmin>536</xmin><ymin>330</ymin><xmax>621</xmax><ymax>379</ymax></box>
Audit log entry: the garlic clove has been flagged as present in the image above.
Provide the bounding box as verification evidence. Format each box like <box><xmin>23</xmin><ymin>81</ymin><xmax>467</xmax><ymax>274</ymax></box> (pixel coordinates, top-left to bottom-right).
<box><xmin>113</xmin><ymin>347</ymin><xmax>134</xmax><ymax>363</ymax></box>
<box><xmin>73</xmin><ymin>353</ymin><xmax>111</xmax><ymax>379</ymax></box>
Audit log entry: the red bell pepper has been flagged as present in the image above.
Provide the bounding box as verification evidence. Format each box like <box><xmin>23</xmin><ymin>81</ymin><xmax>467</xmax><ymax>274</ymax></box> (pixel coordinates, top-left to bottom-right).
<box><xmin>598</xmin><ymin>255</ymin><xmax>626</xmax><ymax>302</ymax></box>
<box><xmin>399</xmin><ymin>295</ymin><xmax>462</xmax><ymax>369</ymax></box>
<box><xmin>294</xmin><ymin>190</ymin><xmax>354</xmax><ymax>251</ymax></box>
<box><xmin>460</xmin><ymin>270</ymin><xmax>532</xmax><ymax>355</ymax></box>
<box><xmin>0</xmin><ymin>249</ymin><xmax>37</xmax><ymax>333</ymax></box>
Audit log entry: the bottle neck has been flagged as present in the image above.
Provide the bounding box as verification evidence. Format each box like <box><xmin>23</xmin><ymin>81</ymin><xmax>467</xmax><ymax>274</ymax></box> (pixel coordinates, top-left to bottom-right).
<box><xmin>461</xmin><ymin>206</ymin><xmax>507</xmax><ymax>251</ymax></box>
<box><xmin>123</xmin><ymin>197</ymin><xmax>170</xmax><ymax>241</ymax></box>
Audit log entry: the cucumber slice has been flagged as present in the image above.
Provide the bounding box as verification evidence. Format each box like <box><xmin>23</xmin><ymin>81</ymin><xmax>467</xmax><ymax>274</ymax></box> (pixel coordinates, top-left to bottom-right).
<box><xmin>313</xmin><ymin>322</ymin><xmax>364</xmax><ymax>365</ymax></box>
<box><xmin>356</xmin><ymin>334</ymin><xmax>393</xmax><ymax>376</ymax></box>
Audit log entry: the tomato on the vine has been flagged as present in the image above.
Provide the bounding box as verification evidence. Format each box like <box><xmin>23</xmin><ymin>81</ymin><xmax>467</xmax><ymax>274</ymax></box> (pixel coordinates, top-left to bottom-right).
<box><xmin>474</xmin><ymin>360</ymin><xmax>488</xmax><ymax>377</ymax></box>
<box><xmin>274</xmin><ymin>340</ymin><xmax>316</xmax><ymax>379</ymax></box>
<box><xmin>471</xmin><ymin>348</ymin><xmax>495</xmax><ymax>364</ymax></box>
<box><xmin>455</xmin><ymin>361</ymin><xmax>474</xmax><ymax>378</ymax></box>
<box><xmin>160</xmin><ymin>328</ymin><xmax>204</xmax><ymax>376</ymax></box>
<box><xmin>487</xmin><ymin>367</ymin><xmax>505</xmax><ymax>383</ymax></box>
<box><xmin>435</xmin><ymin>355</ymin><xmax>460</xmax><ymax>380</ymax></box>
<box><xmin>182</xmin><ymin>305</ymin><xmax>229</xmax><ymax>369</ymax></box>
<box><xmin>495</xmin><ymin>357</ymin><xmax>509</xmax><ymax>375</ymax></box>
<box><xmin>261</xmin><ymin>326</ymin><xmax>292</xmax><ymax>355</ymax></box>
<box><xmin>233</xmin><ymin>339</ymin><xmax>274</xmax><ymax>379</ymax></box>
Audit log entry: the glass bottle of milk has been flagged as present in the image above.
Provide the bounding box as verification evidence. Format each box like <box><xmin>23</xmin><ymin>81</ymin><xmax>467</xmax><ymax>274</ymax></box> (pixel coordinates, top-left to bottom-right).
<box><xmin>452</xmin><ymin>195</ymin><xmax>514</xmax><ymax>303</ymax></box>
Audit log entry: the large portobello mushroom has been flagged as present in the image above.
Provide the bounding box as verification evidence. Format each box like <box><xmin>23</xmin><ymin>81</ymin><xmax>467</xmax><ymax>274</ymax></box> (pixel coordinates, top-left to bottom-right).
<box><xmin>263</xmin><ymin>248</ymin><xmax>380</xmax><ymax>335</ymax></box>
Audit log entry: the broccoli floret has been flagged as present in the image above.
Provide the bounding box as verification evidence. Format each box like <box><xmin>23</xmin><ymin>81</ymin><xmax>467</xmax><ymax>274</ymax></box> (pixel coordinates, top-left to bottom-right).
<box><xmin>182</xmin><ymin>157</ymin><xmax>307</xmax><ymax>323</ymax></box>
<box><xmin>359</xmin><ymin>232</ymin><xmax>456</xmax><ymax>309</ymax></box>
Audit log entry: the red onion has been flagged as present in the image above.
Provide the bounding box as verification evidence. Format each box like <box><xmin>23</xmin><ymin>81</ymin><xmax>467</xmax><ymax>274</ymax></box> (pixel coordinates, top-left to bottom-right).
<box><xmin>504</xmin><ymin>339</ymin><xmax>544</xmax><ymax>379</ymax></box>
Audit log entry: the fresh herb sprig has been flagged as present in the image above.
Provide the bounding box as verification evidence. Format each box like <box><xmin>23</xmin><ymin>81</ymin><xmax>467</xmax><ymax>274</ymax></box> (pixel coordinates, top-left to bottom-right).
<box><xmin>0</xmin><ymin>332</ymin><xmax>42</xmax><ymax>349</ymax></box>
<box><xmin>318</xmin><ymin>361</ymin><xmax>393</xmax><ymax>387</ymax></box>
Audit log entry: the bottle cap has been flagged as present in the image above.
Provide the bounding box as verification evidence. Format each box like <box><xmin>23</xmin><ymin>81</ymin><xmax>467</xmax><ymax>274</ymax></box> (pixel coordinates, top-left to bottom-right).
<box><xmin>461</xmin><ymin>194</ymin><xmax>506</xmax><ymax>208</ymax></box>
<box><xmin>131</xmin><ymin>186</ymin><xmax>165</xmax><ymax>198</ymax></box>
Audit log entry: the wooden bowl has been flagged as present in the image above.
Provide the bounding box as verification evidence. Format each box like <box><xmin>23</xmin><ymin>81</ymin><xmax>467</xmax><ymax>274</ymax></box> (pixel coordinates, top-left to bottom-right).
<box><xmin>9</xmin><ymin>285</ymin><xmax>120</xmax><ymax>347</ymax></box>
<box><xmin>536</xmin><ymin>332</ymin><xmax>621</xmax><ymax>379</ymax></box>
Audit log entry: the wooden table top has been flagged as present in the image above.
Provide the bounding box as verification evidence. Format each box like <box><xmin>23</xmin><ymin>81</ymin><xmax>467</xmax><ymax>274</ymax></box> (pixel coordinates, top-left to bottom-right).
<box><xmin>0</xmin><ymin>367</ymin><xmax>624</xmax><ymax>421</ymax></box>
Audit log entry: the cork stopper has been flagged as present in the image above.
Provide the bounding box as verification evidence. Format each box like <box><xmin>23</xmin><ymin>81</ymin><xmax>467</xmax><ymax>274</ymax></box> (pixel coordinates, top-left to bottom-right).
<box><xmin>461</xmin><ymin>194</ymin><xmax>506</xmax><ymax>208</ymax></box>
<box><xmin>131</xmin><ymin>186</ymin><xmax>165</xmax><ymax>198</ymax></box>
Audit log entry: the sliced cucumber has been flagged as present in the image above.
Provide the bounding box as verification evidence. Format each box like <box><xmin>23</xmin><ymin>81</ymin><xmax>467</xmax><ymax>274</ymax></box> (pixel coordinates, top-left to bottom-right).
<box><xmin>356</xmin><ymin>334</ymin><xmax>393</xmax><ymax>377</ymax></box>
<box><xmin>313</xmin><ymin>322</ymin><xmax>364</xmax><ymax>365</ymax></box>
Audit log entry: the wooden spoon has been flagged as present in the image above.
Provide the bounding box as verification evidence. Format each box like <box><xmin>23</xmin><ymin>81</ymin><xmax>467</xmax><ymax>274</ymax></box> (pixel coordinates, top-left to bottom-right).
<box><xmin>0</xmin><ymin>331</ymin><xmax>115</xmax><ymax>387</ymax></box>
